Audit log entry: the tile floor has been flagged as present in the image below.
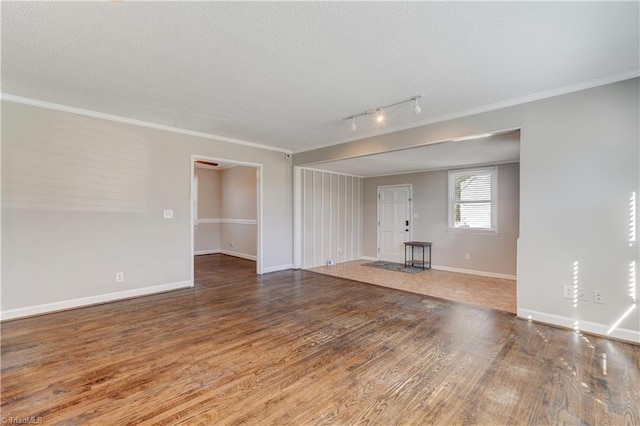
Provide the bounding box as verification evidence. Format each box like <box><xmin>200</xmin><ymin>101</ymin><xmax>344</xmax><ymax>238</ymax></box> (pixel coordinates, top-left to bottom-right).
<box><xmin>308</xmin><ymin>259</ymin><xmax>516</xmax><ymax>313</ymax></box>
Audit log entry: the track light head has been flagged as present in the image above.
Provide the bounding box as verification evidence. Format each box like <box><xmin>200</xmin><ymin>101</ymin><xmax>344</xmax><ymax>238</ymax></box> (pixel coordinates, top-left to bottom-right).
<box><xmin>343</xmin><ymin>94</ymin><xmax>421</xmax><ymax>130</ymax></box>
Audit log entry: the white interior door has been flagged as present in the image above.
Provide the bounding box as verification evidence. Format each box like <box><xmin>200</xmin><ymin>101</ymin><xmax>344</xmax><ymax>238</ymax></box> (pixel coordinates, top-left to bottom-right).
<box><xmin>378</xmin><ymin>185</ymin><xmax>412</xmax><ymax>263</ymax></box>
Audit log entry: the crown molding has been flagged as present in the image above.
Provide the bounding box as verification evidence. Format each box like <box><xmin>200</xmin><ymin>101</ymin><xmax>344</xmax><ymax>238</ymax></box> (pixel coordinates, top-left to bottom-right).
<box><xmin>294</xmin><ymin>70</ymin><xmax>640</xmax><ymax>154</ymax></box>
<box><xmin>0</xmin><ymin>93</ymin><xmax>292</xmax><ymax>155</ymax></box>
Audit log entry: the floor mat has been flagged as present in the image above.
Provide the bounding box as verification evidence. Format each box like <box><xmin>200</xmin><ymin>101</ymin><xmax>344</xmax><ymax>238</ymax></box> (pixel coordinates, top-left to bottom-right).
<box><xmin>363</xmin><ymin>261</ymin><xmax>425</xmax><ymax>274</ymax></box>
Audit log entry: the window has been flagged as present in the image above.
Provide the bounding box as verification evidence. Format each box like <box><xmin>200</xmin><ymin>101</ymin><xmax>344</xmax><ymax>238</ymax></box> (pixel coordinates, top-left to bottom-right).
<box><xmin>448</xmin><ymin>167</ymin><xmax>497</xmax><ymax>233</ymax></box>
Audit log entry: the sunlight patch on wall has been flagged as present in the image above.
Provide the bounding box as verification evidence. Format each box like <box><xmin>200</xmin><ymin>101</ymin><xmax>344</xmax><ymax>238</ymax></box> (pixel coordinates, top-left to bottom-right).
<box><xmin>607</xmin><ymin>304</ymin><xmax>636</xmax><ymax>335</ymax></box>
<box><xmin>603</xmin><ymin>191</ymin><xmax>639</xmax><ymax>335</ymax></box>
<box><xmin>3</xmin><ymin>113</ymin><xmax>150</xmax><ymax>213</ymax></box>
<box><xmin>572</xmin><ymin>261</ymin><xmax>579</xmax><ymax>309</ymax></box>
<box><xmin>630</xmin><ymin>261</ymin><xmax>637</xmax><ymax>303</ymax></box>
<box><xmin>629</xmin><ymin>192</ymin><xmax>636</xmax><ymax>247</ymax></box>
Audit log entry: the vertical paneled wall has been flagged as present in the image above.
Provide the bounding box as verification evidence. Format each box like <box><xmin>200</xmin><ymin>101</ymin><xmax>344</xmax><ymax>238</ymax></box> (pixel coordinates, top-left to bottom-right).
<box><xmin>300</xmin><ymin>168</ymin><xmax>361</xmax><ymax>268</ymax></box>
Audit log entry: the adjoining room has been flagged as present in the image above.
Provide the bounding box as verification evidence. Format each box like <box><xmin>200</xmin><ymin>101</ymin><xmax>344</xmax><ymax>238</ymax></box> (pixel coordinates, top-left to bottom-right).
<box><xmin>192</xmin><ymin>158</ymin><xmax>260</xmax><ymax>274</ymax></box>
<box><xmin>298</xmin><ymin>131</ymin><xmax>520</xmax><ymax>313</ymax></box>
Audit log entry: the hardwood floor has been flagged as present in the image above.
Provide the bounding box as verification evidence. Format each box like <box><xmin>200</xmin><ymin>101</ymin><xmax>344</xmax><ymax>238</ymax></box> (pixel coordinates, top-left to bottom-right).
<box><xmin>2</xmin><ymin>254</ymin><xmax>638</xmax><ymax>425</ymax></box>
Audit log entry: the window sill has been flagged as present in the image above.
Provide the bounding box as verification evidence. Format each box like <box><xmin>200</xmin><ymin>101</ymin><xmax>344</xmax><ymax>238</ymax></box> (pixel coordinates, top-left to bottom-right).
<box><xmin>447</xmin><ymin>227</ymin><xmax>498</xmax><ymax>236</ymax></box>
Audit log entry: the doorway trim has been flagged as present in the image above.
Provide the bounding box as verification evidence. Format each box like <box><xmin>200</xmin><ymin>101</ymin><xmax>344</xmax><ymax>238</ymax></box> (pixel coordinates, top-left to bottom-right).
<box><xmin>377</xmin><ymin>184</ymin><xmax>413</xmax><ymax>262</ymax></box>
<box><xmin>190</xmin><ymin>154</ymin><xmax>263</xmax><ymax>283</ymax></box>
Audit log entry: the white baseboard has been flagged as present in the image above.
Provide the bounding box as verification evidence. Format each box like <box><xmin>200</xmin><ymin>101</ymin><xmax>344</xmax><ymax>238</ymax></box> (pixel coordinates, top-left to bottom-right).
<box><xmin>361</xmin><ymin>256</ymin><xmax>378</xmax><ymax>261</ymax></box>
<box><xmin>220</xmin><ymin>250</ymin><xmax>256</xmax><ymax>261</ymax></box>
<box><xmin>197</xmin><ymin>218</ymin><xmax>257</xmax><ymax>225</ymax></box>
<box><xmin>194</xmin><ymin>249</ymin><xmax>256</xmax><ymax>261</ymax></box>
<box><xmin>302</xmin><ymin>258</ymin><xmax>369</xmax><ymax>269</ymax></box>
<box><xmin>261</xmin><ymin>263</ymin><xmax>293</xmax><ymax>274</ymax></box>
<box><xmin>194</xmin><ymin>249</ymin><xmax>221</xmax><ymax>256</ymax></box>
<box><xmin>432</xmin><ymin>265</ymin><xmax>516</xmax><ymax>281</ymax></box>
<box><xmin>357</xmin><ymin>259</ymin><xmax>516</xmax><ymax>280</ymax></box>
<box><xmin>1</xmin><ymin>280</ymin><xmax>193</xmax><ymax>321</ymax></box>
<box><xmin>517</xmin><ymin>308</ymin><xmax>640</xmax><ymax>344</ymax></box>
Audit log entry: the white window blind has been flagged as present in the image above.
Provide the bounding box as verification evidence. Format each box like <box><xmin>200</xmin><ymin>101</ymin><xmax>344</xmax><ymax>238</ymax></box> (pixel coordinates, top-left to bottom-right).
<box><xmin>448</xmin><ymin>167</ymin><xmax>497</xmax><ymax>232</ymax></box>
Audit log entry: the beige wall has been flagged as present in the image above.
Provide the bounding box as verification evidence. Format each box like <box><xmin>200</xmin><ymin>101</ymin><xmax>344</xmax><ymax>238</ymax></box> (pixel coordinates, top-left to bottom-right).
<box><xmin>196</xmin><ymin>167</ymin><xmax>222</xmax><ymax>218</ymax></box>
<box><xmin>299</xmin><ymin>169</ymin><xmax>362</xmax><ymax>268</ymax></box>
<box><xmin>295</xmin><ymin>78</ymin><xmax>640</xmax><ymax>343</ymax></box>
<box><xmin>194</xmin><ymin>222</ymin><xmax>221</xmax><ymax>253</ymax></box>
<box><xmin>2</xmin><ymin>100</ymin><xmax>293</xmax><ymax>317</ymax></box>
<box><xmin>220</xmin><ymin>166</ymin><xmax>257</xmax><ymax>257</ymax></box>
<box><xmin>194</xmin><ymin>166</ymin><xmax>257</xmax><ymax>258</ymax></box>
<box><xmin>193</xmin><ymin>166</ymin><xmax>258</xmax><ymax>257</ymax></box>
<box><xmin>194</xmin><ymin>167</ymin><xmax>221</xmax><ymax>253</ymax></box>
<box><xmin>222</xmin><ymin>166</ymin><xmax>257</xmax><ymax>220</ymax></box>
<box><xmin>363</xmin><ymin>163</ymin><xmax>519</xmax><ymax>276</ymax></box>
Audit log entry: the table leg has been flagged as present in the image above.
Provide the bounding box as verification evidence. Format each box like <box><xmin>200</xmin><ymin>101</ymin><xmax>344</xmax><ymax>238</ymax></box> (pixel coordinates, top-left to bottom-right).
<box><xmin>404</xmin><ymin>245</ymin><xmax>407</xmax><ymax>267</ymax></box>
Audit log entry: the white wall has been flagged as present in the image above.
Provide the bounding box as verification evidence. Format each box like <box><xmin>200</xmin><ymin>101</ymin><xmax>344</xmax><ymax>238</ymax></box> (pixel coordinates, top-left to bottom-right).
<box><xmin>1</xmin><ymin>100</ymin><xmax>293</xmax><ymax>319</ymax></box>
<box><xmin>362</xmin><ymin>163</ymin><xmax>519</xmax><ymax>278</ymax></box>
<box><xmin>299</xmin><ymin>168</ymin><xmax>361</xmax><ymax>268</ymax></box>
<box><xmin>517</xmin><ymin>80</ymin><xmax>639</xmax><ymax>342</ymax></box>
<box><xmin>295</xmin><ymin>78</ymin><xmax>639</xmax><ymax>343</ymax></box>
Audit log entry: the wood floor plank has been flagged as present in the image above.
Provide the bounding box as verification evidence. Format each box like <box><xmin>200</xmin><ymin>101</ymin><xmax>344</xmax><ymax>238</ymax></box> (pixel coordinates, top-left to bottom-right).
<box><xmin>1</xmin><ymin>254</ymin><xmax>638</xmax><ymax>425</ymax></box>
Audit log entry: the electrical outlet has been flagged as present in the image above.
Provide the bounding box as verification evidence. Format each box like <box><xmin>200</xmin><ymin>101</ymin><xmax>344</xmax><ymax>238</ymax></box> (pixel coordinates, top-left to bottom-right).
<box><xmin>115</xmin><ymin>272</ymin><xmax>124</xmax><ymax>283</ymax></box>
<box><xmin>229</xmin><ymin>241</ymin><xmax>234</xmax><ymax>247</ymax></box>
<box><xmin>465</xmin><ymin>253</ymin><xmax>470</xmax><ymax>260</ymax></box>
<box><xmin>563</xmin><ymin>285</ymin><xmax>588</xmax><ymax>301</ymax></box>
<box><xmin>163</xmin><ymin>209</ymin><xmax>174</xmax><ymax>219</ymax></box>
<box><xmin>593</xmin><ymin>290</ymin><xmax>605</xmax><ymax>304</ymax></box>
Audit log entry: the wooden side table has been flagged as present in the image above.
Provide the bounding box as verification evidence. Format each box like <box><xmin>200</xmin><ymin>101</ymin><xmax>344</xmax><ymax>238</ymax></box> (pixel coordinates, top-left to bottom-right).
<box><xmin>403</xmin><ymin>241</ymin><xmax>432</xmax><ymax>270</ymax></box>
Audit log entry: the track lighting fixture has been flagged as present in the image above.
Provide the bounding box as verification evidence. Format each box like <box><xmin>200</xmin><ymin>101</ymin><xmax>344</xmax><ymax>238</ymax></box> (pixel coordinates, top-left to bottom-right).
<box><xmin>343</xmin><ymin>95</ymin><xmax>422</xmax><ymax>131</ymax></box>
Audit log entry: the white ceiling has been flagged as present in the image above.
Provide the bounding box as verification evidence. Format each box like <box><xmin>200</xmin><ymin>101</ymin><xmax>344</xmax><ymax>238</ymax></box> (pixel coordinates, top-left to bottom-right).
<box><xmin>2</xmin><ymin>2</ymin><xmax>638</xmax><ymax>155</ymax></box>
<box><xmin>309</xmin><ymin>131</ymin><xmax>521</xmax><ymax>177</ymax></box>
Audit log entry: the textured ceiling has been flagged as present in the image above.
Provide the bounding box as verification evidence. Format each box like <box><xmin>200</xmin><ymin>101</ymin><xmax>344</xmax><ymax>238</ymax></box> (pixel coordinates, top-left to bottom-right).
<box><xmin>2</xmin><ymin>2</ymin><xmax>638</xmax><ymax>153</ymax></box>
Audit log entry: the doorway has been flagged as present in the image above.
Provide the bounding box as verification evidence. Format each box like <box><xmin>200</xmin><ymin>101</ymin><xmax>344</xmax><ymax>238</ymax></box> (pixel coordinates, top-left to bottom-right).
<box><xmin>190</xmin><ymin>155</ymin><xmax>263</xmax><ymax>283</ymax></box>
<box><xmin>377</xmin><ymin>184</ymin><xmax>412</xmax><ymax>263</ymax></box>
